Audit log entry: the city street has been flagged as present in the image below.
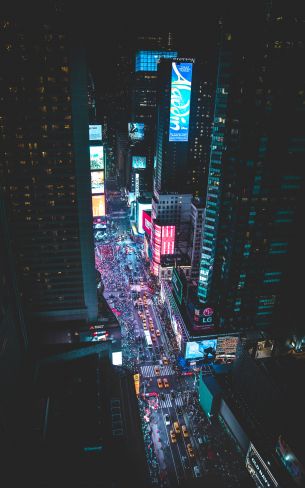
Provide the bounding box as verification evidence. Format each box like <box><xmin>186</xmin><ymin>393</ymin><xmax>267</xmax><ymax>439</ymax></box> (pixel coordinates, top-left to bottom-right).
<box><xmin>94</xmin><ymin>192</ymin><xmax>249</xmax><ymax>487</ymax></box>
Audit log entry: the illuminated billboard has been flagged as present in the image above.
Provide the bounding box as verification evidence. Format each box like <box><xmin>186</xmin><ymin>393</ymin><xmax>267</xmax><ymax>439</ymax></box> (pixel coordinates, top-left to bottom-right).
<box><xmin>92</xmin><ymin>194</ymin><xmax>105</xmax><ymax>217</ymax></box>
<box><xmin>172</xmin><ymin>268</ymin><xmax>183</xmax><ymax>304</ymax></box>
<box><xmin>137</xmin><ymin>202</ymin><xmax>152</xmax><ymax>234</ymax></box>
<box><xmin>90</xmin><ymin>146</ymin><xmax>104</xmax><ymax>170</ymax></box>
<box><xmin>185</xmin><ymin>339</ymin><xmax>217</xmax><ymax>360</ymax></box>
<box><xmin>142</xmin><ymin>211</ymin><xmax>152</xmax><ymax>236</ymax></box>
<box><xmin>91</xmin><ymin>171</ymin><xmax>104</xmax><ymax>194</ymax></box>
<box><xmin>128</xmin><ymin>123</ymin><xmax>145</xmax><ymax>141</ymax></box>
<box><xmin>135</xmin><ymin>173</ymin><xmax>140</xmax><ymax>197</ymax></box>
<box><xmin>215</xmin><ymin>336</ymin><xmax>239</xmax><ymax>359</ymax></box>
<box><xmin>132</xmin><ymin>156</ymin><xmax>147</xmax><ymax>169</ymax></box>
<box><xmin>89</xmin><ymin>125</ymin><xmax>102</xmax><ymax>141</ymax></box>
<box><xmin>246</xmin><ymin>443</ymin><xmax>279</xmax><ymax>488</ymax></box>
<box><xmin>135</xmin><ymin>50</ymin><xmax>178</xmax><ymax>72</ymax></box>
<box><xmin>161</xmin><ymin>225</ymin><xmax>175</xmax><ymax>255</ymax></box>
<box><xmin>169</xmin><ymin>61</ymin><xmax>193</xmax><ymax>142</ymax></box>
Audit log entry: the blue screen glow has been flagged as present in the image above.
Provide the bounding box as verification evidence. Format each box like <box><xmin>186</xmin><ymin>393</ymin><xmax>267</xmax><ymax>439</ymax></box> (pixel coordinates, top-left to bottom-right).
<box><xmin>185</xmin><ymin>339</ymin><xmax>217</xmax><ymax>360</ymax></box>
<box><xmin>135</xmin><ymin>50</ymin><xmax>178</xmax><ymax>72</ymax></box>
<box><xmin>169</xmin><ymin>62</ymin><xmax>193</xmax><ymax>142</ymax></box>
<box><xmin>128</xmin><ymin>123</ymin><xmax>145</xmax><ymax>141</ymax></box>
<box><xmin>132</xmin><ymin>156</ymin><xmax>147</xmax><ymax>169</ymax></box>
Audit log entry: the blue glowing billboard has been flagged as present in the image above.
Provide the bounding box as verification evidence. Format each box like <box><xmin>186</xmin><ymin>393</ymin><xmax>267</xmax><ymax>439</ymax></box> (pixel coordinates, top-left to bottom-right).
<box><xmin>185</xmin><ymin>339</ymin><xmax>217</xmax><ymax>360</ymax></box>
<box><xmin>128</xmin><ymin>123</ymin><xmax>145</xmax><ymax>141</ymax></box>
<box><xmin>132</xmin><ymin>156</ymin><xmax>146</xmax><ymax>169</ymax></box>
<box><xmin>135</xmin><ymin>50</ymin><xmax>178</xmax><ymax>72</ymax></box>
<box><xmin>169</xmin><ymin>62</ymin><xmax>193</xmax><ymax>142</ymax></box>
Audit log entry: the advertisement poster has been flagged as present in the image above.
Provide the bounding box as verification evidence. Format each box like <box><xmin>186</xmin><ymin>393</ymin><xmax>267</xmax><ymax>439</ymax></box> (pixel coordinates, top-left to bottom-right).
<box><xmin>92</xmin><ymin>194</ymin><xmax>105</xmax><ymax>217</ymax></box>
<box><xmin>128</xmin><ymin>123</ymin><xmax>145</xmax><ymax>141</ymax></box>
<box><xmin>89</xmin><ymin>125</ymin><xmax>102</xmax><ymax>141</ymax></box>
<box><xmin>132</xmin><ymin>156</ymin><xmax>147</xmax><ymax>169</ymax></box>
<box><xmin>185</xmin><ymin>339</ymin><xmax>217</xmax><ymax>360</ymax></box>
<box><xmin>90</xmin><ymin>146</ymin><xmax>104</xmax><ymax>170</ymax></box>
<box><xmin>91</xmin><ymin>171</ymin><xmax>104</xmax><ymax>194</ymax></box>
<box><xmin>169</xmin><ymin>62</ymin><xmax>193</xmax><ymax>142</ymax></box>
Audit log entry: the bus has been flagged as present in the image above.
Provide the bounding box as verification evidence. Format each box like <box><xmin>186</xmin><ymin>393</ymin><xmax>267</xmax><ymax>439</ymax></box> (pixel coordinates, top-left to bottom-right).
<box><xmin>144</xmin><ymin>330</ymin><xmax>153</xmax><ymax>348</ymax></box>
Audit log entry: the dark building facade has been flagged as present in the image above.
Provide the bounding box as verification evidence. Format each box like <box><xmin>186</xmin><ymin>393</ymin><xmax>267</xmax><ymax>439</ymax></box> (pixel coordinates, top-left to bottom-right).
<box><xmin>0</xmin><ymin>11</ymin><xmax>97</xmax><ymax>322</ymax></box>
<box><xmin>198</xmin><ymin>7</ymin><xmax>304</xmax><ymax>336</ymax></box>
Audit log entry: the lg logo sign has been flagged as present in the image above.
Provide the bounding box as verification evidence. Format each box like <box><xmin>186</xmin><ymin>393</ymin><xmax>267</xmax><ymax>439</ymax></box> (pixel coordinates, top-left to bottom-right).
<box><xmin>203</xmin><ymin>307</ymin><xmax>214</xmax><ymax>317</ymax></box>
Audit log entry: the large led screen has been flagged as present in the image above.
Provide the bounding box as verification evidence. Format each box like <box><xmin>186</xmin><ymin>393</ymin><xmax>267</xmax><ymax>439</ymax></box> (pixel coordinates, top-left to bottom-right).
<box><xmin>91</xmin><ymin>171</ymin><xmax>104</xmax><ymax>194</ymax></box>
<box><xmin>90</xmin><ymin>146</ymin><xmax>104</xmax><ymax>170</ymax></box>
<box><xmin>169</xmin><ymin>62</ymin><xmax>193</xmax><ymax>142</ymax></box>
<box><xmin>135</xmin><ymin>50</ymin><xmax>178</xmax><ymax>72</ymax></box>
<box><xmin>185</xmin><ymin>339</ymin><xmax>217</xmax><ymax>360</ymax></box>
<box><xmin>89</xmin><ymin>125</ymin><xmax>102</xmax><ymax>141</ymax></box>
<box><xmin>128</xmin><ymin>123</ymin><xmax>145</xmax><ymax>141</ymax></box>
<box><xmin>92</xmin><ymin>194</ymin><xmax>105</xmax><ymax>217</ymax></box>
<box><xmin>132</xmin><ymin>156</ymin><xmax>147</xmax><ymax>169</ymax></box>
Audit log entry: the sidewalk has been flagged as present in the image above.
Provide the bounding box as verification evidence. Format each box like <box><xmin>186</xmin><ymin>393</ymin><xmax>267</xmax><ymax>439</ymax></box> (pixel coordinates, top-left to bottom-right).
<box><xmin>151</xmin><ymin>422</ymin><xmax>167</xmax><ymax>471</ymax></box>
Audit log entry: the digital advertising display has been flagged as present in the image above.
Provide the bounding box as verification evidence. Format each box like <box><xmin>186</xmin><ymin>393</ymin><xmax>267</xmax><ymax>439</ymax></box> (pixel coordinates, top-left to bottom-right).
<box><xmin>128</xmin><ymin>123</ymin><xmax>145</xmax><ymax>141</ymax></box>
<box><xmin>135</xmin><ymin>173</ymin><xmax>140</xmax><ymax>197</ymax></box>
<box><xmin>142</xmin><ymin>211</ymin><xmax>152</xmax><ymax>236</ymax></box>
<box><xmin>92</xmin><ymin>194</ymin><xmax>105</xmax><ymax>217</ymax></box>
<box><xmin>246</xmin><ymin>443</ymin><xmax>279</xmax><ymax>488</ymax></box>
<box><xmin>91</xmin><ymin>171</ymin><xmax>104</xmax><ymax>194</ymax></box>
<box><xmin>185</xmin><ymin>339</ymin><xmax>217</xmax><ymax>360</ymax></box>
<box><xmin>135</xmin><ymin>50</ymin><xmax>178</xmax><ymax>72</ymax></box>
<box><xmin>172</xmin><ymin>268</ymin><xmax>183</xmax><ymax>305</ymax></box>
<box><xmin>169</xmin><ymin>61</ymin><xmax>193</xmax><ymax>142</ymax></box>
<box><xmin>90</xmin><ymin>146</ymin><xmax>104</xmax><ymax>170</ymax></box>
<box><xmin>215</xmin><ymin>336</ymin><xmax>239</xmax><ymax>359</ymax></box>
<box><xmin>89</xmin><ymin>125</ymin><xmax>102</xmax><ymax>141</ymax></box>
<box><xmin>132</xmin><ymin>156</ymin><xmax>147</xmax><ymax>169</ymax></box>
<box><xmin>137</xmin><ymin>203</ymin><xmax>152</xmax><ymax>234</ymax></box>
<box><xmin>112</xmin><ymin>351</ymin><xmax>123</xmax><ymax>366</ymax></box>
<box><xmin>161</xmin><ymin>225</ymin><xmax>175</xmax><ymax>255</ymax></box>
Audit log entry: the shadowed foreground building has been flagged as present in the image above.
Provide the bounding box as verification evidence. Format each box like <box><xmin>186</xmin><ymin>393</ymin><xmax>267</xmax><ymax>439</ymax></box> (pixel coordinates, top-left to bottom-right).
<box><xmin>0</xmin><ymin>8</ymin><xmax>97</xmax><ymax>324</ymax></box>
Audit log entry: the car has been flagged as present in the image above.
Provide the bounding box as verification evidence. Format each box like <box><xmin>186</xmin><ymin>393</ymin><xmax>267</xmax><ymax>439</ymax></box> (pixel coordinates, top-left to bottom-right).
<box><xmin>157</xmin><ymin>378</ymin><xmax>163</xmax><ymax>389</ymax></box>
<box><xmin>162</xmin><ymin>356</ymin><xmax>169</xmax><ymax>365</ymax></box>
<box><xmin>181</xmin><ymin>425</ymin><xmax>189</xmax><ymax>438</ymax></box>
<box><xmin>193</xmin><ymin>465</ymin><xmax>201</xmax><ymax>477</ymax></box>
<box><xmin>163</xmin><ymin>378</ymin><xmax>169</xmax><ymax>388</ymax></box>
<box><xmin>173</xmin><ymin>421</ymin><xmax>180</xmax><ymax>434</ymax></box>
<box><xmin>143</xmin><ymin>324</ymin><xmax>147</xmax><ymax>330</ymax></box>
<box><xmin>154</xmin><ymin>366</ymin><xmax>161</xmax><ymax>376</ymax></box>
<box><xmin>164</xmin><ymin>413</ymin><xmax>170</xmax><ymax>426</ymax></box>
<box><xmin>186</xmin><ymin>443</ymin><xmax>195</xmax><ymax>458</ymax></box>
<box><xmin>156</xmin><ymin>329</ymin><xmax>161</xmax><ymax>337</ymax></box>
<box><xmin>170</xmin><ymin>430</ymin><xmax>177</xmax><ymax>443</ymax></box>
<box><xmin>151</xmin><ymin>334</ymin><xmax>157</xmax><ymax>342</ymax></box>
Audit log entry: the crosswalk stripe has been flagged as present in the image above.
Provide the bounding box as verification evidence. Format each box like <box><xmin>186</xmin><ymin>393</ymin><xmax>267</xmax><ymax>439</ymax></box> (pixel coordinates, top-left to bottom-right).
<box><xmin>140</xmin><ymin>365</ymin><xmax>174</xmax><ymax>377</ymax></box>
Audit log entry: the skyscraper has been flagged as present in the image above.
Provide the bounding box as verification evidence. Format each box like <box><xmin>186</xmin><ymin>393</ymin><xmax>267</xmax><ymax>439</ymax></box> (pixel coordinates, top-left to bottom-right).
<box><xmin>0</xmin><ymin>9</ymin><xmax>97</xmax><ymax>323</ymax></box>
<box><xmin>198</xmin><ymin>5</ymin><xmax>304</xmax><ymax>335</ymax></box>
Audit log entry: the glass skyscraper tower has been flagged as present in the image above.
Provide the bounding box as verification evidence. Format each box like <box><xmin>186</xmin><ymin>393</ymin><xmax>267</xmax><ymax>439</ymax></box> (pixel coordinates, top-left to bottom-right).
<box><xmin>198</xmin><ymin>6</ymin><xmax>304</xmax><ymax>335</ymax></box>
<box><xmin>0</xmin><ymin>8</ymin><xmax>97</xmax><ymax>323</ymax></box>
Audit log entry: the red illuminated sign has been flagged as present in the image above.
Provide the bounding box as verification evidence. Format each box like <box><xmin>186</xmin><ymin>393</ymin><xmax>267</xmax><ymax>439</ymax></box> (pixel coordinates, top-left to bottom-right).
<box><xmin>142</xmin><ymin>211</ymin><xmax>152</xmax><ymax>236</ymax></box>
<box><xmin>151</xmin><ymin>222</ymin><xmax>175</xmax><ymax>276</ymax></box>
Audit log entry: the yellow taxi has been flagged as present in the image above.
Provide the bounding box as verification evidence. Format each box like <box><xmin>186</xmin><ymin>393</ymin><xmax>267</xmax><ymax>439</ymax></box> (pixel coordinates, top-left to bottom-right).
<box><xmin>157</xmin><ymin>378</ymin><xmax>163</xmax><ymax>389</ymax></box>
<box><xmin>186</xmin><ymin>443</ymin><xmax>195</xmax><ymax>458</ymax></box>
<box><xmin>170</xmin><ymin>430</ymin><xmax>177</xmax><ymax>443</ymax></box>
<box><xmin>163</xmin><ymin>378</ymin><xmax>169</xmax><ymax>388</ymax></box>
<box><xmin>181</xmin><ymin>425</ymin><xmax>189</xmax><ymax>438</ymax></box>
<box><xmin>162</xmin><ymin>356</ymin><xmax>169</xmax><ymax>365</ymax></box>
<box><xmin>173</xmin><ymin>421</ymin><xmax>180</xmax><ymax>434</ymax></box>
<box><xmin>151</xmin><ymin>334</ymin><xmax>157</xmax><ymax>342</ymax></box>
<box><xmin>156</xmin><ymin>329</ymin><xmax>161</xmax><ymax>337</ymax></box>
